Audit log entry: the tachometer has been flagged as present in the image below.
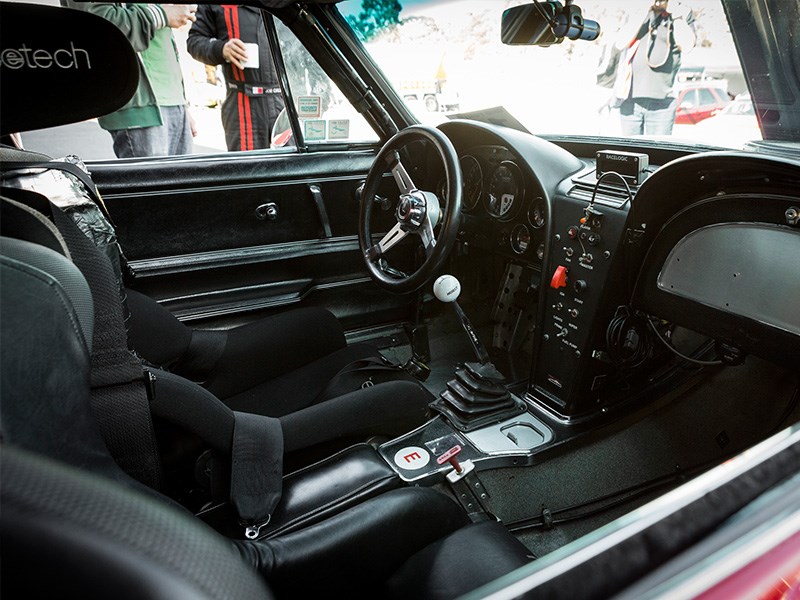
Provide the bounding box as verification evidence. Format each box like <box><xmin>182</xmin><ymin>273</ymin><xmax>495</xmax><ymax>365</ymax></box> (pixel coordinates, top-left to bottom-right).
<box><xmin>486</xmin><ymin>161</ymin><xmax>522</xmax><ymax>220</ymax></box>
<box><xmin>460</xmin><ymin>155</ymin><xmax>483</xmax><ymax>211</ymax></box>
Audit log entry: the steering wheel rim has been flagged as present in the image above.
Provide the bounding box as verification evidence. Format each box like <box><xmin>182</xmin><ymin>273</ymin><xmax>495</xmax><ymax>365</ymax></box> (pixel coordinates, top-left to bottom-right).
<box><xmin>359</xmin><ymin>125</ymin><xmax>463</xmax><ymax>294</ymax></box>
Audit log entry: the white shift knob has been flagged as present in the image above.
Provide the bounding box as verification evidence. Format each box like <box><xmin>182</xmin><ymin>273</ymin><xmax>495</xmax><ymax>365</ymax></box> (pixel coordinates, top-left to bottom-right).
<box><xmin>433</xmin><ymin>275</ymin><xmax>461</xmax><ymax>303</ymax></box>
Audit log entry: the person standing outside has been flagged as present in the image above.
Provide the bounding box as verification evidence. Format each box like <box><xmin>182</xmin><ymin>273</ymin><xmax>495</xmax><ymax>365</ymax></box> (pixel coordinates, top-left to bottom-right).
<box><xmin>187</xmin><ymin>5</ymin><xmax>284</xmax><ymax>152</ymax></box>
<box><xmin>65</xmin><ymin>2</ymin><xmax>198</xmax><ymax>158</ymax></box>
<box><xmin>615</xmin><ymin>0</ymin><xmax>696</xmax><ymax>136</ymax></box>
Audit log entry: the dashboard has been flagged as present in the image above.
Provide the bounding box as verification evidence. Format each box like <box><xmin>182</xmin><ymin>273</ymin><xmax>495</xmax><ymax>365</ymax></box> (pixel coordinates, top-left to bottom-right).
<box><xmin>431</xmin><ymin>119</ymin><xmax>800</xmax><ymax>423</ymax></box>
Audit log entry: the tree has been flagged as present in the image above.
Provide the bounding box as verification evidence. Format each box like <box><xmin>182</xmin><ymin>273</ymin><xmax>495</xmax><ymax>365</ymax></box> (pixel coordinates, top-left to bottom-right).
<box><xmin>347</xmin><ymin>0</ymin><xmax>403</xmax><ymax>41</ymax></box>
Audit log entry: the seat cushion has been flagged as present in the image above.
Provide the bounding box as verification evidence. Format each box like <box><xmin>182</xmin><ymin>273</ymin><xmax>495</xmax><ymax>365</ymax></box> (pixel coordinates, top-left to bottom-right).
<box><xmin>201</xmin><ymin>306</ymin><xmax>349</xmax><ymax>401</ymax></box>
<box><xmin>220</xmin><ymin>342</ymin><xmax>380</xmax><ymax>416</ymax></box>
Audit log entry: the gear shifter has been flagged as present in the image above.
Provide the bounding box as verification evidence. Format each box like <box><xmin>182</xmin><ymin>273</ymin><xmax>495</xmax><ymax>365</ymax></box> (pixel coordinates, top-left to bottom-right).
<box><xmin>433</xmin><ymin>275</ymin><xmax>490</xmax><ymax>364</ymax></box>
<box><xmin>430</xmin><ymin>275</ymin><xmax>526</xmax><ymax>432</ymax></box>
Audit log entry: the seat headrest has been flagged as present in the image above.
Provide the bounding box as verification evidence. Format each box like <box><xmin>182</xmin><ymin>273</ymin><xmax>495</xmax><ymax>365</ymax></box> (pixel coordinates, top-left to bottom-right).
<box><xmin>0</xmin><ymin>2</ymin><xmax>139</xmax><ymax>135</ymax></box>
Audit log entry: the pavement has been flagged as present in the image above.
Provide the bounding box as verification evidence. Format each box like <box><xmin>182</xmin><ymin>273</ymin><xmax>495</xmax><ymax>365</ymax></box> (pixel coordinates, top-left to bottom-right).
<box><xmin>21</xmin><ymin>106</ymin><xmax>228</xmax><ymax>160</ymax></box>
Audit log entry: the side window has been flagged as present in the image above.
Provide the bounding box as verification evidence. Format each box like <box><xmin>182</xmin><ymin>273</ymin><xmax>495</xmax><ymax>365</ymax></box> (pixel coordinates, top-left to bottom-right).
<box><xmin>18</xmin><ymin>4</ymin><xmax>293</xmax><ymax>160</ymax></box>
<box><xmin>680</xmin><ymin>89</ymin><xmax>698</xmax><ymax>108</ymax></box>
<box><xmin>272</xmin><ymin>19</ymin><xmax>379</xmax><ymax>146</ymax></box>
<box><xmin>697</xmin><ymin>87</ymin><xmax>717</xmax><ymax>106</ymax></box>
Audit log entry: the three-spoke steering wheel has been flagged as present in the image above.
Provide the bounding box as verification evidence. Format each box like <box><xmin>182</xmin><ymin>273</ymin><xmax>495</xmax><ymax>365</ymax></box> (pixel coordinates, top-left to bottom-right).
<box><xmin>358</xmin><ymin>125</ymin><xmax>463</xmax><ymax>294</ymax></box>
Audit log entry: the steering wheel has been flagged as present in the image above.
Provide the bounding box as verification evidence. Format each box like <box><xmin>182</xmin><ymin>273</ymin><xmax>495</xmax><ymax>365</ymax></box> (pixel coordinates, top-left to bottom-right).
<box><xmin>359</xmin><ymin>125</ymin><xmax>463</xmax><ymax>294</ymax></box>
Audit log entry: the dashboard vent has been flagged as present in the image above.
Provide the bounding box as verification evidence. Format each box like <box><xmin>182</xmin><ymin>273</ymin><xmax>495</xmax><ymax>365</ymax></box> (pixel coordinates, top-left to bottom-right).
<box><xmin>568</xmin><ymin>181</ymin><xmax>633</xmax><ymax>206</ymax></box>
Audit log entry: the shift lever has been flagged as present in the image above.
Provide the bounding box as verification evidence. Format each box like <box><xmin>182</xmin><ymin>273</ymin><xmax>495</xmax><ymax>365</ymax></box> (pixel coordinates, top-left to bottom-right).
<box><xmin>433</xmin><ymin>275</ymin><xmax>490</xmax><ymax>364</ymax></box>
<box><xmin>430</xmin><ymin>275</ymin><xmax>525</xmax><ymax>431</ymax></box>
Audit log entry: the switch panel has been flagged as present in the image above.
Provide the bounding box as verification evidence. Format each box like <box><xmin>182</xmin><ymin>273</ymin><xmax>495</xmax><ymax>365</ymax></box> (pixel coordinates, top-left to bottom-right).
<box><xmin>530</xmin><ymin>191</ymin><xmax>632</xmax><ymax>419</ymax></box>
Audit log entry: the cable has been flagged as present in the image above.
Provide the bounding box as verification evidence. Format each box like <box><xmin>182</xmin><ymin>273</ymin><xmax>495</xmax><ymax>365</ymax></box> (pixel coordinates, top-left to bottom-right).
<box><xmin>647</xmin><ymin>318</ymin><xmax>724</xmax><ymax>366</ymax></box>
<box><xmin>769</xmin><ymin>385</ymin><xmax>800</xmax><ymax>435</ymax></box>
<box><xmin>605</xmin><ymin>306</ymin><xmax>652</xmax><ymax>368</ymax></box>
<box><xmin>506</xmin><ymin>460</ymin><xmax>713</xmax><ymax>532</ymax></box>
<box><xmin>590</xmin><ymin>170</ymin><xmax>634</xmax><ymax>208</ymax></box>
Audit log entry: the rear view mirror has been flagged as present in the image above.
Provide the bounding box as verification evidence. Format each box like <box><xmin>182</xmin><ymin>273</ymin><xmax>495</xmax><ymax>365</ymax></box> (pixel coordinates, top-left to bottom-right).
<box><xmin>501</xmin><ymin>2</ymin><xmax>600</xmax><ymax>47</ymax></box>
<box><xmin>501</xmin><ymin>4</ymin><xmax>558</xmax><ymax>46</ymax></box>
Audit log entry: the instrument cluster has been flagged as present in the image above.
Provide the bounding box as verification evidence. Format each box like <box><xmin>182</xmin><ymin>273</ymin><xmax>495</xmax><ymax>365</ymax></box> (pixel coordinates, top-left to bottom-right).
<box><xmin>444</xmin><ymin>145</ymin><xmax>547</xmax><ymax>265</ymax></box>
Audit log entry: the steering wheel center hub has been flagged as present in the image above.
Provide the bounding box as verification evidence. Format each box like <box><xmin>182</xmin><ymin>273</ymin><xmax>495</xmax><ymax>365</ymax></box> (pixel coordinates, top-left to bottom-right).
<box><xmin>397</xmin><ymin>192</ymin><xmax>427</xmax><ymax>230</ymax></box>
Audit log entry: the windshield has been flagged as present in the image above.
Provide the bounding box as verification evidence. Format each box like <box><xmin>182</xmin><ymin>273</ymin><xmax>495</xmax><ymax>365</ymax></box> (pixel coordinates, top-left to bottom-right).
<box><xmin>340</xmin><ymin>0</ymin><xmax>759</xmax><ymax>149</ymax></box>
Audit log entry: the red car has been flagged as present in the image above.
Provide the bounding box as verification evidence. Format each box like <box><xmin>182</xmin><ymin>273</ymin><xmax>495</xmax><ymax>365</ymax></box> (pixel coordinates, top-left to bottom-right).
<box><xmin>675</xmin><ymin>83</ymin><xmax>732</xmax><ymax>124</ymax></box>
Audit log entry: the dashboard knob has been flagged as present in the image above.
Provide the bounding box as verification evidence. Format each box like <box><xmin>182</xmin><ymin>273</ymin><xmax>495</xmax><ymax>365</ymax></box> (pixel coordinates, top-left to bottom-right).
<box><xmin>574</xmin><ymin>279</ymin><xmax>588</xmax><ymax>293</ymax></box>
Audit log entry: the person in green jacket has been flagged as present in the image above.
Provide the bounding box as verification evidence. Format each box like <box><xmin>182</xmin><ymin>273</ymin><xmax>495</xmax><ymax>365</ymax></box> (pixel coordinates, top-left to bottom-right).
<box><xmin>65</xmin><ymin>2</ymin><xmax>198</xmax><ymax>158</ymax></box>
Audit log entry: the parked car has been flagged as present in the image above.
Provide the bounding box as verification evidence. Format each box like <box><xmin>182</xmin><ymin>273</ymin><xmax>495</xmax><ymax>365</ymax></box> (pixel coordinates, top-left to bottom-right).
<box><xmin>674</xmin><ymin>82</ymin><xmax>732</xmax><ymax>124</ymax></box>
<box><xmin>1</xmin><ymin>1</ymin><xmax>799</xmax><ymax>599</ymax></box>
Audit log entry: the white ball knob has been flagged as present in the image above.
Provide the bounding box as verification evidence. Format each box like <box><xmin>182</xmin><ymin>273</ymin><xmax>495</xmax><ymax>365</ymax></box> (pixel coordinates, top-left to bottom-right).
<box><xmin>433</xmin><ymin>275</ymin><xmax>461</xmax><ymax>303</ymax></box>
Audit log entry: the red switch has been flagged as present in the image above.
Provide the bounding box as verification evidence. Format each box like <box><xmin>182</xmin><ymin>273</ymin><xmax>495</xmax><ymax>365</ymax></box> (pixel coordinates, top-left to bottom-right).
<box><xmin>550</xmin><ymin>265</ymin><xmax>568</xmax><ymax>289</ymax></box>
<box><xmin>437</xmin><ymin>445</ymin><xmax>463</xmax><ymax>474</ymax></box>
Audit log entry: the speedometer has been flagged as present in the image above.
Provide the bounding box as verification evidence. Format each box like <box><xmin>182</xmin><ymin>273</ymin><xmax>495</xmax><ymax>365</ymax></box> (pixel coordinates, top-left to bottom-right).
<box><xmin>486</xmin><ymin>161</ymin><xmax>522</xmax><ymax>220</ymax></box>
<box><xmin>460</xmin><ymin>155</ymin><xmax>483</xmax><ymax>211</ymax></box>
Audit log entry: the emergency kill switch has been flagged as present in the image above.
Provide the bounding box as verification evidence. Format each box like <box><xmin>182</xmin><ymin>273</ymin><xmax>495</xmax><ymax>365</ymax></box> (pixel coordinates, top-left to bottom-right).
<box><xmin>550</xmin><ymin>265</ymin><xmax>568</xmax><ymax>289</ymax></box>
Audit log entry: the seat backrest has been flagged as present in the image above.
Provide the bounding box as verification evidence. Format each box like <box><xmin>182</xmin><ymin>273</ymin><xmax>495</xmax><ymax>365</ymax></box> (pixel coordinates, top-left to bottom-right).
<box><xmin>0</xmin><ymin>236</ymin><xmax>272</xmax><ymax>599</ymax></box>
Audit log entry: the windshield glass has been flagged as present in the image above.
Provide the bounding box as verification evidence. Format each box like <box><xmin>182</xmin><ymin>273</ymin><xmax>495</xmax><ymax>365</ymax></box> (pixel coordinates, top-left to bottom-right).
<box><xmin>340</xmin><ymin>0</ymin><xmax>759</xmax><ymax>149</ymax></box>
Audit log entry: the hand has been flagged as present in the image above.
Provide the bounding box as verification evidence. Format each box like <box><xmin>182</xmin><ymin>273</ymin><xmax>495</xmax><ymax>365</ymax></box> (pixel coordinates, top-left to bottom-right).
<box><xmin>187</xmin><ymin>108</ymin><xmax>198</xmax><ymax>138</ymax></box>
<box><xmin>162</xmin><ymin>4</ymin><xmax>197</xmax><ymax>29</ymax></box>
<box><xmin>222</xmin><ymin>38</ymin><xmax>248</xmax><ymax>70</ymax></box>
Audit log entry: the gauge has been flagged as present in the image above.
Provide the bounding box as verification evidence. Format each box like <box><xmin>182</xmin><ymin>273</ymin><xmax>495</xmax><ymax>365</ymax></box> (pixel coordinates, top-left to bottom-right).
<box><xmin>528</xmin><ymin>197</ymin><xmax>546</xmax><ymax>229</ymax></box>
<box><xmin>536</xmin><ymin>241</ymin><xmax>545</xmax><ymax>262</ymax></box>
<box><xmin>511</xmin><ymin>224</ymin><xmax>531</xmax><ymax>254</ymax></box>
<box><xmin>436</xmin><ymin>177</ymin><xmax>448</xmax><ymax>206</ymax></box>
<box><xmin>486</xmin><ymin>161</ymin><xmax>522</xmax><ymax>220</ymax></box>
<box><xmin>459</xmin><ymin>155</ymin><xmax>483</xmax><ymax>211</ymax></box>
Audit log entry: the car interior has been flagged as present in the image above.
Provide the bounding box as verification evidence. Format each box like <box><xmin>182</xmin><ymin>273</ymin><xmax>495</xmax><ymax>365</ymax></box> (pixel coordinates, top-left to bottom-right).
<box><xmin>1</xmin><ymin>1</ymin><xmax>800</xmax><ymax>598</ymax></box>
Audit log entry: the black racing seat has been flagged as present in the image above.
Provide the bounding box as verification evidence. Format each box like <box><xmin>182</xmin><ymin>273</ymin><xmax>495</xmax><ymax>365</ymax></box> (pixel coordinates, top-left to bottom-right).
<box><xmin>0</xmin><ymin>235</ymin><xmax>533</xmax><ymax>599</ymax></box>
<box><xmin>0</xmin><ymin>0</ymin><xmax>432</xmax><ymax>459</ymax></box>
<box><xmin>0</xmin><ymin>151</ymin><xmax>433</xmax><ymax>450</ymax></box>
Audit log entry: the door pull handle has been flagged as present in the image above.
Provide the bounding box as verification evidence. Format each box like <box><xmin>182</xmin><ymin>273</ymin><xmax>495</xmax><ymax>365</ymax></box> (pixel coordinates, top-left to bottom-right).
<box><xmin>256</xmin><ymin>202</ymin><xmax>278</xmax><ymax>221</ymax></box>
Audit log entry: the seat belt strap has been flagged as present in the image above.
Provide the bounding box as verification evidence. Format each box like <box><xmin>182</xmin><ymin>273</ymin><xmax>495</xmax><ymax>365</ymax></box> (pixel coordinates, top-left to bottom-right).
<box><xmin>231</xmin><ymin>411</ymin><xmax>283</xmax><ymax>539</ymax></box>
<box><xmin>51</xmin><ymin>207</ymin><xmax>162</xmax><ymax>490</ymax></box>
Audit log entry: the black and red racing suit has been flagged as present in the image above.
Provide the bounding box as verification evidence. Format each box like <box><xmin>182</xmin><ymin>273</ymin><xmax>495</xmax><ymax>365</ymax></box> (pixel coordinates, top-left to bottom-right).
<box><xmin>187</xmin><ymin>5</ymin><xmax>284</xmax><ymax>151</ymax></box>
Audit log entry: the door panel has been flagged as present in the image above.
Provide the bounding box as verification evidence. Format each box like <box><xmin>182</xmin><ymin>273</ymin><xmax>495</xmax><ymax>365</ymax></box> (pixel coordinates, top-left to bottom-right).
<box><xmin>90</xmin><ymin>150</ymin><xmax>414</xmax><ymax>332</ymax></box>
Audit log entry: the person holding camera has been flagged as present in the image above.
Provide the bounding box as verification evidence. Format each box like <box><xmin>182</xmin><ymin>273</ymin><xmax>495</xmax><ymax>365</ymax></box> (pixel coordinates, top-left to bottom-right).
<box><xmin>614</xmin><ymin>0</ymin><xmax>697</xmax><ymax>136</ymax></box>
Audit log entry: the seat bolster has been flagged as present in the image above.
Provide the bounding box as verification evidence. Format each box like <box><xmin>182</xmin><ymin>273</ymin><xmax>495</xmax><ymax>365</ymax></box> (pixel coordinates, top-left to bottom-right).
<box><xmin>1</xmin><ymin>446</ymin><xmax>272</xmax><ymax>600</ymax></box>
<box><xmin>125</xmin><ymin>288</ymin><xmax>192</xmax><ymax>368</ymax></box>
<box><xmin>235</xmin><ymin>487</ymin><xmax>470</xmax><ymax>597</ymax></box>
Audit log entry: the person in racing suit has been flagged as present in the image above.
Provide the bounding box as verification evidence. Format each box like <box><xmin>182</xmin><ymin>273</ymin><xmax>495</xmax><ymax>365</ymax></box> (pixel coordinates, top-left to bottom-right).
<box><xmin>187</xmin><ymin>5</ymin><xmax>284</xmax><ymax>151</ymax></box>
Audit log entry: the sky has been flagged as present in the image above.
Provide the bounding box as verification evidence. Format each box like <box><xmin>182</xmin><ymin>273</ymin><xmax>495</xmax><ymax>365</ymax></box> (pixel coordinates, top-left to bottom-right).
<box><xmin>338</xmin><ymin>0</ymin><xmax>441</xmax><ymax>18</ymax></box>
